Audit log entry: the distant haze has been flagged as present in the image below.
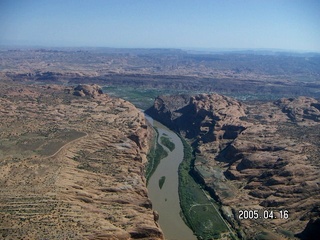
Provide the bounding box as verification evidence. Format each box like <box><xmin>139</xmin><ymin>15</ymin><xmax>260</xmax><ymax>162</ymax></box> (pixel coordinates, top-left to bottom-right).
<box><xmin>0</xmin><ymin>0</ymin><xmax>319</xmax><ymax>52</ymax></box>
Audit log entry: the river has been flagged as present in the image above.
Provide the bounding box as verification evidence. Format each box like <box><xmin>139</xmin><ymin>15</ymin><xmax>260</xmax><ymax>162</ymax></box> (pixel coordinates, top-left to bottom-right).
<box><xmin>146</xmin><ymin>116</ymin><xmax>196</xmax><ymax>240</ymax></box>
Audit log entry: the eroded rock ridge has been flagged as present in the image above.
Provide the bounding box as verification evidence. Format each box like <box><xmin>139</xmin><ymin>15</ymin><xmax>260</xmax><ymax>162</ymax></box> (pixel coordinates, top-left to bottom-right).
<box><xmin>146</xmin><ymin>93</ymin><xmax>320</xmax><ymax>239</ymax></box>
<box><xmin>0</xmin><ymin>82</ymin><xmax>163</xmax><ymax>239</ymax></box>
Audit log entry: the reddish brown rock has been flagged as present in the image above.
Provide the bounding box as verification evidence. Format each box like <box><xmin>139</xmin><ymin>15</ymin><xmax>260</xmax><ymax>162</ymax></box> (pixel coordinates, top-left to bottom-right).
<box><xmin>73</xmin><ymin>84</ymin><xmax>103</xmax><ymax>98</ymax></box>
<box><xmin>275</xmin><ymin>96</ymin><xmax>320</xmax><ymax>124</ymax></box>
<box><xmin>0</xmin><ymin>83</ymin><xmax>163</xmax><ymax>240</ymax></box>
<box><xmin>147</xmin><ymin>93</ymin><xmax>320</xmax><ymax>239</ymax></box>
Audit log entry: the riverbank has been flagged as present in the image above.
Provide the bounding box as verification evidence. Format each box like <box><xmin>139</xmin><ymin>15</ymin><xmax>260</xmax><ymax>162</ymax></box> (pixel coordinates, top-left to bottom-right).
<box><xmin>145</xmin><ymin>126</ymin><xmax>168</xmax><ymax>183</ymax></box>
<box><xmin>146</xmin><ymin>119</ymin><xmax>196</xmax><ymax>240</ymax></box>
<box><xmin>145</xmin><ymin>115</ymin><xmax>235</xmax><ymax>239</ymax></box>
<box><xmin>178</xmin><ymin>136</ymin><xmax>236</xmax><ymax>240</ymax></box>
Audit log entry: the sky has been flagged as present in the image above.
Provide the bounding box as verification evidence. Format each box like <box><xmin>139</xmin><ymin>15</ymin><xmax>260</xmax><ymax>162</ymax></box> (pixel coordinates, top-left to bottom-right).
<box><xmin>0</xmin><ymin>0</ymin><xmax>320</xmax><ymax>52</ymax></box>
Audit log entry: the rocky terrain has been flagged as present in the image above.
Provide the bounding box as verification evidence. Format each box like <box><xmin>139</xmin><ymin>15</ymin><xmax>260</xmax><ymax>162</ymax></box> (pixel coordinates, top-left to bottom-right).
<box><xmin>146</xmin><ymin>93</ymin><xmax>320</xmax><ymax>239</ymax></box>
<box><xmin>1</xmin><ymin>47</ymin><xmax>320</xmax><ymax>239</ymax></box>
<box><xmin>0</xmin><ymin>81</ymin><xmax>163</xmax><ymax>239</ymax></box>
<box><xmin>1</xmin><ymin>48</ymin><xmax>320</xmax><ymax>100</ymax></box>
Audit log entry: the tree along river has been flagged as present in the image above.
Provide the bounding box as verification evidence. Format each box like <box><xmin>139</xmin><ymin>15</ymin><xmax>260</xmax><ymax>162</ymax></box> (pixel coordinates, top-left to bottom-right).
<box><xmin>146</xmin><ymin>116</ymin><xmax>196</xmax><ymax>240</ymax></box>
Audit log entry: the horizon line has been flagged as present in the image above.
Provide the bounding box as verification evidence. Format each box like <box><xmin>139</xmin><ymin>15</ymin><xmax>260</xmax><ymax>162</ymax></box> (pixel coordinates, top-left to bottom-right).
<box><xmin>0</xmin><ymin>44</ymin><xmax>319</xmax><ymax>54</ymax></box>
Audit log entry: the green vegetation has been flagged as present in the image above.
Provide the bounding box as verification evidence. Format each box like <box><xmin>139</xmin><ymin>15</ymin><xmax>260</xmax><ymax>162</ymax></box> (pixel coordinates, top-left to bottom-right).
<box><xmin>103</xmin><ymin>86</ymin><xmax>167</xmax><ymax>110</ymax></box>
<box><xmin>160</xmin><ymin>135</ymin><xmax>175</xmax><ymax>151</ymax></box>
<box><xmin>178</xmin><ymin>136</ymin><xmax>231</xmax><ymax>240</ymax></box>
<box><xmin>158</xmin><ymin>176</ymin><xmax>166</xmax><ymax>189</ymax></box>
<box><xmin>145</xmin><ymin>128</ymin><xmax>168</xmax><ymax>183</ymax></box>
<box><xmin>103</xmin><ymin>86</ymin><xmax>201</xmax><ymax>110</ymax></box>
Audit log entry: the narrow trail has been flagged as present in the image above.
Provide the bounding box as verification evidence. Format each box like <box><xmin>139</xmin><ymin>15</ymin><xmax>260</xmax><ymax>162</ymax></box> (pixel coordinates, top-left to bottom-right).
<box><xmin>45</xmin><ymin>132</ymin><xmax>88</xmax><ymax>159</ymax></box>
<box><xmin>188</xmin><ymin>203</ymin><xmax>212</xmax><ymax>214</ymax></box>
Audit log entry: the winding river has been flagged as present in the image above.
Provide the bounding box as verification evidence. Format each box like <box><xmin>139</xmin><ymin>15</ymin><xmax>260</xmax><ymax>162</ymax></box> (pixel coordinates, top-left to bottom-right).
<box><xmin>146</xmin><ymin>116</ymin><xmax>196</xmax><ymax>240</ymax></box>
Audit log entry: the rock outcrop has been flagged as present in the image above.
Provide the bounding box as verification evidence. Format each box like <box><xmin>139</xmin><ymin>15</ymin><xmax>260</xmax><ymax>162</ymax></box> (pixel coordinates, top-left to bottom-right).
<box><xmin>0</xmin><ymin>83</ymin><xmax>163</xmax><ymax>239</ymax></box>
<box><xmin>275</xmin><ymin>96</ymin><xmax>320</xmax><ymax>124</ymax></box>
<box><xmin>147</xmin><ymin>93</ymin><xmax>320</xmax><ymax>239</ymax></box>
<box><xmin>73</xmin><ymin>84</ymin><xmax>103</xmax><ymax>98</ymax></box>
<box><xmin>146</xmin><ymin>93</ymin><xmax>248</xmax><ymax>142</ymax></box>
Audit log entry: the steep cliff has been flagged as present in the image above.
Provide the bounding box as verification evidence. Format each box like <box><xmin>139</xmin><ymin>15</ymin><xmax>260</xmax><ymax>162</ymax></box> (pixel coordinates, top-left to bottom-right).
<box><xmin>0</xmin><ymin>82</ymin><xmax>163</xmax><ymax>239</ymax></box>
<box><xmin>146</xmin><ymin>93</ymin><xmax>320</xmax><ymax>239</ymax></box>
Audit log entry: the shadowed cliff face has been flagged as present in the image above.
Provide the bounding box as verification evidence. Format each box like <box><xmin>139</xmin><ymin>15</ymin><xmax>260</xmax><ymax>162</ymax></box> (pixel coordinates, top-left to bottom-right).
<box><xmin>146</xmin><ymin>94</ymin><xmax>247</xmax><ymax>140</ymax></box>
<box><xmin>146</xmin><ymin>93</ymin><xmax>320</xmax><ymax>239</ymax></box>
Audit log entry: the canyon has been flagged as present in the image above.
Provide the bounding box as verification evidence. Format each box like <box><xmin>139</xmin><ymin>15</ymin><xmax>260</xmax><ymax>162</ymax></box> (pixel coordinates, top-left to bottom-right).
<box><xmin>146</xmin><ymin>93</ymin><xmax>320</xmax><ymax>239</ymax></box>
<box><xmin>1</xmin><ymin>47</ymin><xmax>320</xmax><ymax>239</ymax></box>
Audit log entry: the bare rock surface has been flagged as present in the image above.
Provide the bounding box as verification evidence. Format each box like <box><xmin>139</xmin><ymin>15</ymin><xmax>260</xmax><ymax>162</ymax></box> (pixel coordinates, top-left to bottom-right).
<box><xmin>73</xmin><ymin>84</ymin><xmax>103</xmax><ymax>98</ymax></box>
<box><xmin>147</xmin><ymin>93</ymin><xmax>320</xmax><ymax>239</ymax></box>
<box><xmin>275</xmin><ymin>97</ymin><xmax>320</xmax><ymax>124</ymax></box>
<box><xmin>0</xmin><ymin>82</ymin><xmax>163</xmax><ymax>239</ymax></box>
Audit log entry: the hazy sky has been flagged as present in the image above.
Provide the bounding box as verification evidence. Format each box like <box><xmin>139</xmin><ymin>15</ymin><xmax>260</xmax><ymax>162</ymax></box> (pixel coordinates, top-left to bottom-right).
<box><xmin>1</xmin><ymin>0</ymin><xmax>319</xmax><ymax>51</ymax></box>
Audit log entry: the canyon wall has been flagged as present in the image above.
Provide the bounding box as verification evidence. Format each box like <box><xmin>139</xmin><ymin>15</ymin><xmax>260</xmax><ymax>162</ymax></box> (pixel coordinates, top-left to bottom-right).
<box><xmin>0</xmin><ymin>83</ymin><xmax>163</xmax><ymax>239</ymax></box>
<box><xmin>146</xmin><ymin>93</ymin><xmax>320</xmax><ymax>239</ymax></box>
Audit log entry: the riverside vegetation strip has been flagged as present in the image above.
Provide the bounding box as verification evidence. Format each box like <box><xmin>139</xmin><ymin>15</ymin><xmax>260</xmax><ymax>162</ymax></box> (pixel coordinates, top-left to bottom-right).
<box><xmin>145</xmin><ymin>107</ymin><xmax>236</xmax><ymax>239</ymax></box>
<box><xmin>146</xmin><ymin>120</ymin><xmax>197</xmax><ymax>240</ymax></box>
<box><xmin>178</xmin><ymin>136</ymin><xmax>234</xmax><ymax>240</ymax></box>
<box><xmin>145</xmin><ymin>127</ymin><xmax>168</xmax><ymax>183</ymax></box>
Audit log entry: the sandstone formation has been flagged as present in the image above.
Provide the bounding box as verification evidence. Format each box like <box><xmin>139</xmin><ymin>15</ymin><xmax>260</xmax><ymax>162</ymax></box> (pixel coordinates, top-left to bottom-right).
<box><xmin>73</xmin><ymin>84</ymin><xmax>103</xmax><ymax>98</ymax></box>
<box><xmin>275</xmin><ymin>97</ymin><xmax>320</xmax><ymax>124</ymax></box>
<box><xmin>0</xmin><ymin>82</ymin><xmax>163</xmax><ymax>239</ymax></box>
<box><xmin>146</xmin><ymin>93</ymin><xmax>320</xmax><ymax>239</ymax></box>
